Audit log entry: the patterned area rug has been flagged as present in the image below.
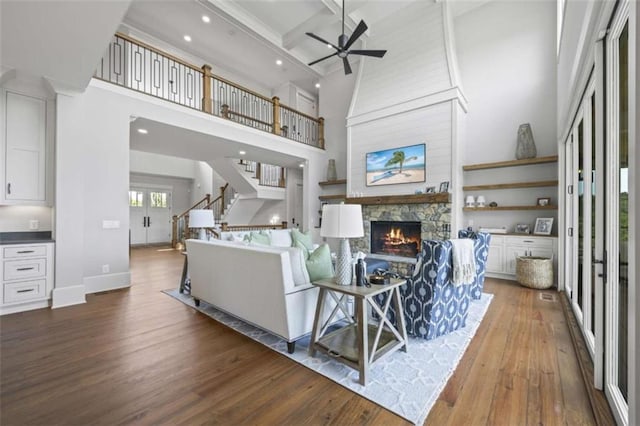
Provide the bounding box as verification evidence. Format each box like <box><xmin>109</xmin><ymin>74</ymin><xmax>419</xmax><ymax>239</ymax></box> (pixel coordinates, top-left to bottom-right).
<box><xmin>164</xmin><ymin>289</ymin><xmax>492</xmax><ymax>425</ymax></box>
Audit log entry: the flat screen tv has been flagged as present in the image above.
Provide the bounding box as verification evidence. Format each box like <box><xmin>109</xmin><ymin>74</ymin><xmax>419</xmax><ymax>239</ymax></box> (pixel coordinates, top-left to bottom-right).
<box><xmin>365</xmin><ymin>143</ymin><xmax>426</xmax><ymax>186</ymax></box>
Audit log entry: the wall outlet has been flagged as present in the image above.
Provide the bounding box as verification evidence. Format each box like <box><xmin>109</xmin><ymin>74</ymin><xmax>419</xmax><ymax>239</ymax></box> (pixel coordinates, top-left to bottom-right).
<box><xmin>29</xmin><ymin>220</ymin><xmax>39</xmax><ymax>230</ymax></box>
<box><xmin>102</xmin><ymin>220</ymin><xmax>120</xmax><ymax>229</ymax></box>
<box><xmin>102</xmin><ymin>264</ymin><xmax>110</xmax><ymax>274</ymax></box>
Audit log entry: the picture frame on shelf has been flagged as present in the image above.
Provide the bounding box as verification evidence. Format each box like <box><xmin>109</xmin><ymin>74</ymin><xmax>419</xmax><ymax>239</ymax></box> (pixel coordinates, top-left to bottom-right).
<box><xmin>533</xmin><ymin>218</ymin><xmax>554</xmax><ymax>235</ymax></box>
<box><xmin>425</xmin><ymin>186</ymin><xmax>436</xmax><ymax>193</ymax></box>
<box><xmin>514</xmin><ymin>224</ymin><xmax>531</xmax><ymax>234</ymax></box>
<box><xmin>438</xmin><ymin>181</ymin><xmax>449</xmax><ymax>193</ymax></box>
<box><xmin>537</xmin><ymin>197</ymin><xmax>551</xmax><ymax>206</ymax></box>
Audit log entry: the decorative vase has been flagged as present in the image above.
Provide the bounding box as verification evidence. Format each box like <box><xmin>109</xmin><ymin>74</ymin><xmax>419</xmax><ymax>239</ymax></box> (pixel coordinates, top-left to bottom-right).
<box><xmin>515</xmin><ymin>123</ymin><xmax>537</xmax><ymax>160</ymax></box>
<box><xmin>326</xmin><ymin>159</ymin><xmax>337</xmax><ymax>181</ymax></box>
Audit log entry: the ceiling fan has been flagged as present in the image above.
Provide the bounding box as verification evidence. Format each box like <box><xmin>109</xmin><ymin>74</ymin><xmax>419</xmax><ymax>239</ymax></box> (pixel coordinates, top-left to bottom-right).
<box><xmin>305</xmin><ymin>0</ymin><xmax>386</xmax><ymax>75</ymax></box>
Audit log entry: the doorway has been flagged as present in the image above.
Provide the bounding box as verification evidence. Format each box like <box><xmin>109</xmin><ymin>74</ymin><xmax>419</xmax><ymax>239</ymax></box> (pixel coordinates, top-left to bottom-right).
<box><xmin>129</xmin><ymin>185</ymin><xmax>173</xmax><ymax>245</ymax></box>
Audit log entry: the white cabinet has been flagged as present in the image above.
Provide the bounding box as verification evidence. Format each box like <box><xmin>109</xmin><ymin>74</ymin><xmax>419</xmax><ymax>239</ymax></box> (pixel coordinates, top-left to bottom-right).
<box><xmin>486</xmin><ymin>235</ymin><xmax>557</xmax><ymax>281</ymax></box>
<box><xmin>2</xmin><ymin>91</ymin><xmax>48</xmax><ymax>204</ymax></box>
<box><xmin>1</xmin><ymin>243</ymin><xmax>54</xmax><ymax>314</ymax></box>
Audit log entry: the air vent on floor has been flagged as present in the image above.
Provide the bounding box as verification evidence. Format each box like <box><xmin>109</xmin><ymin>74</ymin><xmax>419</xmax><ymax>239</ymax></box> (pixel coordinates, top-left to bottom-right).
<box><xmin>539</xmin><ymin>292</ymin><xmax>557</xmax><ymax>302</ymax></box>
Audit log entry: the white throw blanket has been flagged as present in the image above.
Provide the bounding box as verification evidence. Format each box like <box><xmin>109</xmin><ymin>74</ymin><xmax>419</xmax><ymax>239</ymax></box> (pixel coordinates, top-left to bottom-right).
<box><xmin>450</xmin><ymin>239</ymin><xmax>476</xmax><ymax>286</ymax></box>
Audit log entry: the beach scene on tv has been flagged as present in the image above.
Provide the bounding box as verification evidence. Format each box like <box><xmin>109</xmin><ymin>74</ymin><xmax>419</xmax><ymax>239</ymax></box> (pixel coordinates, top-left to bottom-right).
<box><xmin>366</xmin><ymin>144</ymin><xmax>426</xmax><ymax>186</ymax></box>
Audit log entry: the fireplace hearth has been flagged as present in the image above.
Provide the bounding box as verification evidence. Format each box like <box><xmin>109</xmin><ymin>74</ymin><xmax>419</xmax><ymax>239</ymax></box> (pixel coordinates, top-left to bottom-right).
<box><xmin>370</xmin><ymin>221</ymin><xmax>421</xmax><ymax>258</ymax></box>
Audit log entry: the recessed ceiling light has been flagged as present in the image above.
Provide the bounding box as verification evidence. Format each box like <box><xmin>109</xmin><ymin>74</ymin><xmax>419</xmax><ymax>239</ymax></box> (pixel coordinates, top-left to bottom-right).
<box><xmin>276</xmin><ymin>59</ymin><xmax>283</xmax><ymax>66</ymax></box>
<box><xmin>137</xmin><ymin>128</ymin><xmax>148</xmax><ymax>134</ymax></box>
<box><xmin>239</xmin><ymin>150</ymin><xmax>246</xmax><ymax>155</ymax></box>
<box><xmin>299</xmin><ymin>163</ymin><xmax>304</xmax><ymax>168</ymax></box>
<box><xmin>202</xmin><ymin>15</ymin><xmax>210</xmax><ymax>23</ymax></box>
<box><xmin>183</xmin><ymin>35</ymin><xmax>192</xmax><ymax>42</ymax></box>
<box><xmin>327</xmin><ymin>44</ymin><xmax>332</xmax><ymax>49</ymax></box>
<box><xmin>315</xmin><ymin>83</ymin><xmax>321</xmax><ymax>88</ymax></box>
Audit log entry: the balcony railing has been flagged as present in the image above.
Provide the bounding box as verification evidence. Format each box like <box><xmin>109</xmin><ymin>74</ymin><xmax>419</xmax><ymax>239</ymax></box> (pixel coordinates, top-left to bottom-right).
<box><xmin>95</xmin><ymin>33</ymin><xmax>324</xmax><ymax>149</ymax></box>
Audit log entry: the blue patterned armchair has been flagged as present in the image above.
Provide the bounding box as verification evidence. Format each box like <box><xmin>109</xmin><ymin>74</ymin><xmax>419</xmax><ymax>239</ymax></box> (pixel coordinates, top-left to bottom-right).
<box><xmin>457</xmin><ymin>230</ymin><xmax>491</xmax><ymax>300</ymax></box>
<box><xmin>374</xmin><ymin>239</ymin><xmax>472</xmax><ymax>340</ymax></box>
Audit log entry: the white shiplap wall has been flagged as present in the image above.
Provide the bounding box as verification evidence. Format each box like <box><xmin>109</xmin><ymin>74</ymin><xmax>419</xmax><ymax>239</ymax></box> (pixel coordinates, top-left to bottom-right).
<box><xmin>350</xmin><ymin>1</ymin><xmax>453</xmax><ymax>117</ymax></box>
<box><xmin>348</xmin><ymin>101</ymin><xmax>452</xmax><ymax>196</ymax></box>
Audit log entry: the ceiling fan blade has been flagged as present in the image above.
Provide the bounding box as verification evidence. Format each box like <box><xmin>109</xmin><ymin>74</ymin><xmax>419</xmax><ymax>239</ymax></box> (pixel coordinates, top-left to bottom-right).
<box><xmin>308</xmin><ymin>52</ymin><xmax>339</xmax><ymax>66</ymax></box>
<box><xmin>305</xmin><ymin>32</ymin><xmax>339</xmax><ymax>51</ymax></box>
<box><xmin>343</xmin><ymin>57</ymin><xmax>352</xmax><ymax>75</ymax></box>
<box><xmin>344</xmin><ymin>20</ymin><xmax>368</xmax><ymax>50</ymax></box>
<box><xmin>348</xmin><ymin>49</ymin><xmax>387</xmax><ymax>58</ymax></box>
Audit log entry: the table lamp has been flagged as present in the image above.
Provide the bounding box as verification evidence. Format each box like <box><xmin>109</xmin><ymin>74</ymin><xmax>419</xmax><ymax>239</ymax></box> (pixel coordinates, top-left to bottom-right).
<box><xmin>189</xmin><ymin>209</ymin><xmax>215</xmax><ymax>240</ymax></box>
<box><xmin>320</xmin><ymin>203</ymin><xmax>364</xmax><ymax>285</ymax></box>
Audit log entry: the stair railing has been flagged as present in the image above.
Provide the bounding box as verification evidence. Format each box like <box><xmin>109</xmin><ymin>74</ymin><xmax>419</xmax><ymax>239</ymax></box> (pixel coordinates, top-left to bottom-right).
<box><xmin>172</xmin><ymin>194</ymin><xmax>211</xmax><ymax>249</ymax></box>
<box><xmin>95</xmin><ymin>33</ymin><xmax>325</xmax><ymax>148</ymax></box>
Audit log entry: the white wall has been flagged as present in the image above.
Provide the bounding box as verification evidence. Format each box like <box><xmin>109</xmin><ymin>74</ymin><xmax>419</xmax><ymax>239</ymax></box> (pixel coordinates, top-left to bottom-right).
<box><xmin>319</xmin><ymin>65</ymin><xmax>358</xmax><ymax>180</ymax></box>
<box><xmin>0</xmin><ymin>206</ymin><xmax>53</xmax><ymax>232</ymax></box>
<box><xmin>191</xmin><ymin>161</ymin><xmax>213</xmax><ymax>205</ymax></box>
<box><xmin>130</xmin><ymin>149</ymin><xmax>196</xmax><ymax>179</ymax></box>
<box><xmin>349</xmin><ymin>102</ymin><xmax>453</xmax><ymax>196</ymax></box>
<box><xmin>54</xmin><ymin>80</ymin><xmax>325</xmax><ymax>306</ymax></box>
<box><xmin>454</xmin><ymin>0</ymin><xmax>558</xmax><ymax>232</ymax></box>
<box><xmin>249</xmin><ymin>199</ymin><xmax>286</xmax><ymax>226</ymax></box>
<box><xmin>455</xmin><ymin>1</ymin><xmax>557</xmax><ymax>163</ymax></box>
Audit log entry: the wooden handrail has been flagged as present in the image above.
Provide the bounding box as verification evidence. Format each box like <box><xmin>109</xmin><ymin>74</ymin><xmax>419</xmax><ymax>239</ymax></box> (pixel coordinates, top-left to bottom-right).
<box><xmin>219</xmin><ymin>221</ymin><xmax>288</xmax><ymax>232</ymax></box>
<box><xmin>176</xmin><ymin>194</ymin><xmax>211</xmax><ymax>220</ymax></box>
<box><xmin>203</xmin><ymin>184</ymin><xmax>229</xmax><ymax>210</ymax></box>
<box><xmin>211</xmin><ymin>75</ymin><xmax>274</xmax><ymax>104</ymax></box>
<box><xmin>279</xmin><ymin>103</ymin><xmax>322</xmax><ymax>124</ymax></box>
<box><xmin>222</xmin><ymin>107</ymin><xmax>273</xmax><ymax>128</ymax></box>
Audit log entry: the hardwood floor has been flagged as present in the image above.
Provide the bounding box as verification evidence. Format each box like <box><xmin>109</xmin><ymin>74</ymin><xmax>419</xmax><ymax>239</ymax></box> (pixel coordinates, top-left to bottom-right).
<box><xmin>0</xmin><ymin>247</ymin><xmax>596</xmax><ymax>425</ymax></box>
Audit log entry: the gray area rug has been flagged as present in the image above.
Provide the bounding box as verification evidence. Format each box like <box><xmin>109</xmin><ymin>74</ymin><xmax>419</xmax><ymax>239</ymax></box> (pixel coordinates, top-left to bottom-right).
<box><xmin>164</xmin><ymin>288</ymin><xmax>492</xmax><ymax>425</ymax></box>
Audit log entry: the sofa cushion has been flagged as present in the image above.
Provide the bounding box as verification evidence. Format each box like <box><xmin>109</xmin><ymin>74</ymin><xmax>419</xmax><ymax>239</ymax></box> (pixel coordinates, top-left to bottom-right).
<box><xmin>291</xmin><ymin>228</ymin><xmax>314</xmax><ymax>251</ymax></box>
<box><xmin>248</xmin><ymin>231</ymin><xmax>271</xmax><ymax>246</ymax></box>
<box><xmin>270</xmin><ymin>229</ymin><xmax>293</xmax><ymax>247</ymax></box>
<box><xmin>305</xmin><ymin>244</ymin><xmax>334</xmax><ymax>281</ymax></box>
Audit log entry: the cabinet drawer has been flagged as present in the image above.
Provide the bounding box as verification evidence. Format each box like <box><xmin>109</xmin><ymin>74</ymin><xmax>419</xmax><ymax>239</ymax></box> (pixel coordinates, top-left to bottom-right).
<box><xmin>3</xmin><ymin>245</ymin><xmax>47</xmax><ymax>258</ymax></box>
<box><xmin>506</xmin><ymin>237</ymin><xmax>553</xmax><ymax>249</ymax></box>
<box><xmin>4</xmin><ymin>258</ymin><xmax>47</xmax><ymax>280</ymax></box>
<box><xmin>4</xmin><ymin>279</ymin><xmax>46</xmax><ymax>303</ymax></box>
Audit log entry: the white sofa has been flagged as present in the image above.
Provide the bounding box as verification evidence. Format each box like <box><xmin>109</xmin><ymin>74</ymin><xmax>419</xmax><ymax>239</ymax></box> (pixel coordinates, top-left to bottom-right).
<box><xmin>185</xmin><ymin>238</ymin><xmax>332</xmax><ymax>353</ymax></box>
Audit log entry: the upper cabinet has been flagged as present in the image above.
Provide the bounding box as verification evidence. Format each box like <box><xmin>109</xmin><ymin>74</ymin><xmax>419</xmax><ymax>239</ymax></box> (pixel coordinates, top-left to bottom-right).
<box><xmin>2</xmin><ymin>91</ymin><xmax>50</xmax><ymax>205</ymax></box>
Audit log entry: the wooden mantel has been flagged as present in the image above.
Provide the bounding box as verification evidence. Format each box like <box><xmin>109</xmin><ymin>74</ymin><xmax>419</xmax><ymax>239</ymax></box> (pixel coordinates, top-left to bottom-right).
<box><xmin>344</xmin><ymin>193</ymin><xmax>450</xmax><ymax>205</ymax></box>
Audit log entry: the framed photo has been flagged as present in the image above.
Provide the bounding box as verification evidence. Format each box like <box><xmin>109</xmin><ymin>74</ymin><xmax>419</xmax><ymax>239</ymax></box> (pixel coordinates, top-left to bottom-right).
<box><xmin>533</xmin><ymin>218</ymin><xmax>554</xmax><ymax>235</ymax></box>
<box><xmin>537</xmin><ymin>197</ymin><xmax>551</xmax><ymax>207</ymax></box>
<box><xmin>515</xmin><ymin>223</ymin><xmax>530</xmax><ymax>234</ymax></box>
<box><xmin>425</xmin><ymin>186</ymin><xmax>436</xmax><ymax>193</ymax></box>
<box><xmin>439</xmin><ymin>181</ymin><xmax>449</xmax><ymax>193</ymax></box>
<box><xmin>366</xmin><ymin>143</ymin><xmax>426</xmax><ymax>186</ymax></box>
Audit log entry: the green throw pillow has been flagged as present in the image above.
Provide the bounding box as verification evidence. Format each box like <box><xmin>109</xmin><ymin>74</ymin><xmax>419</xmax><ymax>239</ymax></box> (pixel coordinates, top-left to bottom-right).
<box><xmin>250</xmin><ymin>231</ymin><xmax>271</xmax><ymax>246</ymax></box>
<box><xmin>305</xmin><ymin>244</ymin><xmax>334</xmax><ymax>281</ymax></box>
<box><xmin>291</xmin><ymin>228</ymin><xmax>314</xmax><ymax>251</ymax></box>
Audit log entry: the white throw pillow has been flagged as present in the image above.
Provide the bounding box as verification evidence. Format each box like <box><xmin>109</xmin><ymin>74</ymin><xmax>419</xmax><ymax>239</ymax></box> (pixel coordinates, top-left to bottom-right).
<box><xmin>270</xmin><ymin>229</ymin><xmax>293</xmax><ymax>247</ymax></box>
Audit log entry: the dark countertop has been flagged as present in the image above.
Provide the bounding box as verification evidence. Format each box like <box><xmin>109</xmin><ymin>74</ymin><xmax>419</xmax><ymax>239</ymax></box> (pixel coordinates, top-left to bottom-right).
<box><xmin>0</xmin><ymin>231</ymin><xmax>55</xmax><ymax>245</ymax></box>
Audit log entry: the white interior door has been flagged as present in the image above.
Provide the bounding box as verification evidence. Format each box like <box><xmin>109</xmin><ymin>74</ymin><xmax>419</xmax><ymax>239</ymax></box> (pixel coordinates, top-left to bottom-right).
<box><xmin>129</xmin><ymin>186</ymin><xmax>173</xmax><ymax>245</ymax></box>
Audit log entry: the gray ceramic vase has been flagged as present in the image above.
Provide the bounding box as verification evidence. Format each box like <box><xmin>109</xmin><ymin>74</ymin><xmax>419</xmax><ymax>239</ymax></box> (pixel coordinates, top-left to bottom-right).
<box><xmin>516</xmin><ymin>123</ymin><xmax>537</xmax><ymax>160</ymax></box>
<box><xmin>326</xmin><ymin>159</ymin><xmax>337</xmax><ymax>181</ymax></box>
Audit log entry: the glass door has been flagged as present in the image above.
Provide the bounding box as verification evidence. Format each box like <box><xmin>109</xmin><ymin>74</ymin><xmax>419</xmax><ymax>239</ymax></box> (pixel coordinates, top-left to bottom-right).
<box><xmin>604</xmin><ymin>2</ymin><xmax>630</xmax><ymax>423</ymax></box>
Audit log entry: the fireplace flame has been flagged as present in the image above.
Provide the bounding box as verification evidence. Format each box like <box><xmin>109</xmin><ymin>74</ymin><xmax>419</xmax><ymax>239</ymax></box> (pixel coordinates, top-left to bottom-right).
<box><xmin>385</xmin><ymin>227</ymin><xmax>417</xmax><ymax>245</ymax></box>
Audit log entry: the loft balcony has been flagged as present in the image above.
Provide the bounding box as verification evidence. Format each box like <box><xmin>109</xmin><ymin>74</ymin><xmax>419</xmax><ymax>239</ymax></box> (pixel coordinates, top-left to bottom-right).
<box><xmin>94</xmin><ymin>33</ymin><xmax>325</xmax><ymax>149</ymax></box>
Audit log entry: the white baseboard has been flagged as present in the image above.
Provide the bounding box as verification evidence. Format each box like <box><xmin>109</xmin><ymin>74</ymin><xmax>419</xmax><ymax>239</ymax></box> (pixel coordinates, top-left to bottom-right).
<box><xmin>52</xmin><ymin>285</ymin><xmax>86</xmax><ymax>309</ymax></box>
<box><xmin>83</xmin><ymin>272</ymin><xmax>131</xmax><ymax>294</ymax></box>
<box><xmin>0</xmin><ymin>299</ymin><xmax>50</xmax><ymax>315</ymax></box>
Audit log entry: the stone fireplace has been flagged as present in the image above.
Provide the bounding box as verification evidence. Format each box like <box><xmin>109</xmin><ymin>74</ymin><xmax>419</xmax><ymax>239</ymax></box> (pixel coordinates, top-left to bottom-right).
<box><xmin>350</xmin><ymin>200</ymin><xmax>451</xmax><ymax>275</ymax></box>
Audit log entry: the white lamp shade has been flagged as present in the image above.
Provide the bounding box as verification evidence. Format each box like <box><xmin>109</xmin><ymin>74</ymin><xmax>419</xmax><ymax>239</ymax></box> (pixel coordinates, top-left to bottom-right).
<box><xmin>188</xmin><ymin>209</ymin><xmax>215</xmax><ymax>228</ymax></box>
<box><xmin>320</xmin><ymin>204</ymin><xmax>364</xmax><ymax>238</ymax></box>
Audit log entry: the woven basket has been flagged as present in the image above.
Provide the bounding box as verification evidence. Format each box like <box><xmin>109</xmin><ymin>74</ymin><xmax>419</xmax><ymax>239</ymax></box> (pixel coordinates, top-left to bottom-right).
<box><xmin>516</xmin><ymin>256</ymin><xmax>554</xmax><ymax>289</ymax></box>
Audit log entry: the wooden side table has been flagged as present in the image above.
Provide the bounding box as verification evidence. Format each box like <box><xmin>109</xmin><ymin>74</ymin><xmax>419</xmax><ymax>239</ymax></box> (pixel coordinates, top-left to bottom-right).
<box><xmin>309</xmin><ymin>278</ymin><xmax>408</xmax><ymax>386</ymax></box>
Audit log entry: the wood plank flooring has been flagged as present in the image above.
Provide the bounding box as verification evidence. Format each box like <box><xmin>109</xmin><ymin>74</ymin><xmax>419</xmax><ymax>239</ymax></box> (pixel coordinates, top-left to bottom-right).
<box><xmin>0</xmin><ymin>247</ymin><xmax>596</xmax><ymax>425</ymax></box>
